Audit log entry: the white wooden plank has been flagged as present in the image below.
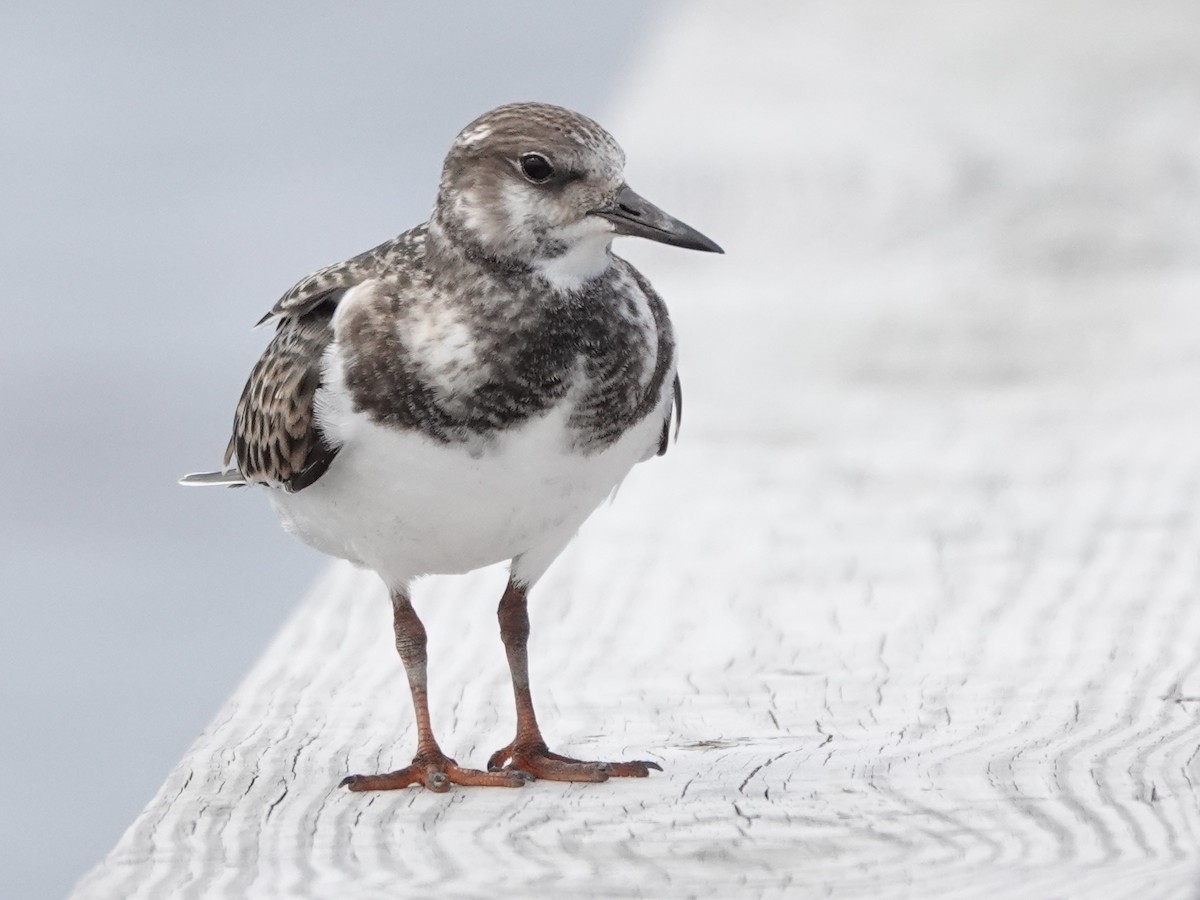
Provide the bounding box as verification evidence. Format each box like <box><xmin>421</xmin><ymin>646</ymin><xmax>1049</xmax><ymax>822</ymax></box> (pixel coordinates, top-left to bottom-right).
<box><xmin>70</xmin><ymin>423</ymin><xmax>1200</xmax><ymax>898</ymax></box>
<box><xmin>74</xmin><ymin>1</ymin><xmax>1200</xmax><ymax>896</ymax></box>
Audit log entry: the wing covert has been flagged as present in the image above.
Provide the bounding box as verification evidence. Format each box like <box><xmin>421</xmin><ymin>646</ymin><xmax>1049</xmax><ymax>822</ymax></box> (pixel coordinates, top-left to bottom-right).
<box><xmin>255</xmin><ymin>235</ymin><xmax>404</xmax><ymax>326</ymax></box>
<box><xmin>225</xmin><ymin>305</ymin><xmax>340</xmax><ymax>492</ymax></box>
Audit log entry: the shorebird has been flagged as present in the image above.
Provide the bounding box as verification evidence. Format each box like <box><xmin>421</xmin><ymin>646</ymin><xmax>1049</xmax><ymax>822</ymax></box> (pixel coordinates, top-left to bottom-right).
<box><xmin>183</xmin><ymin>102</ymin><xmax>721</xmax><ymax>791</ymax></box>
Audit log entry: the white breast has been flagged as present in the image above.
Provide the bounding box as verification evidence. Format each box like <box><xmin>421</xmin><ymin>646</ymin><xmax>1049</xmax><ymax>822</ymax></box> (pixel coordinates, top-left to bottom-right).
<box><xmin>265</xmin><ymin>338</ymin><xmax>672</xmax><ymax>590</ymax></box>
<box><xmin>267</xmin><ymin>396</ymin><xmax>665</xmax><ymax>589</ymax></box>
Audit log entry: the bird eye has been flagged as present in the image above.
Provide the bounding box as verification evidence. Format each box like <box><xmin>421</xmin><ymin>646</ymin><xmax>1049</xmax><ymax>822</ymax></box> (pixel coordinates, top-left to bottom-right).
<box><xmin>519</xmin><ymin>153</ymin><xmax>555</xmax><ymax>183</ymax></box>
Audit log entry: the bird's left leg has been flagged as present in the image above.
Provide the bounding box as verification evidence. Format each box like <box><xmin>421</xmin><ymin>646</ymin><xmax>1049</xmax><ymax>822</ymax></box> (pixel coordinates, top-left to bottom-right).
<box><xmin>486</xmin><ymin>577</ymin><xmax>662</xmax><ymax>782</ymax></box>
<box><xmin>341</xmin><ymin>588</ymin><xmax>527</xmax><ymax>792</ymax></box>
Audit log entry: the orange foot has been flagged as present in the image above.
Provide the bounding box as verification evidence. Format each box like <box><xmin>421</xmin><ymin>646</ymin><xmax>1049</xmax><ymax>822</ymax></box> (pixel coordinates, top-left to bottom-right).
<box><xmin>340</xmin><ymin>750</ymin><xmax>530</xmax><ymax>793</ymax></box>
<box><xmin>487</xmin><ymin>740</ymin><xmax>662</xmax><ymax>782</ymax></box>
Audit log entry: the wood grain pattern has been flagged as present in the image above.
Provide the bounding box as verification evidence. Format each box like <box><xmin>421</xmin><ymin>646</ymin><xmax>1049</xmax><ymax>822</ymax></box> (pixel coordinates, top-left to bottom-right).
<box><xmin>71</xmin><ymin>425</ymin><xmax>1200</xmax><ymax>898</ymax></box>
<box><xmin>74</xmin><ymin>1</ymin><xmax>1200</xmax><ymax>896</ymax></box>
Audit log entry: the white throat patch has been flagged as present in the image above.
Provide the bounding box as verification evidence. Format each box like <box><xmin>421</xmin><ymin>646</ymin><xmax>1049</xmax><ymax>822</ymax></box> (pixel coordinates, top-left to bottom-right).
<box><xmin>533</xmin><ymin>223</ymin><xmax>615</xmax><ymax>293</ymax></box>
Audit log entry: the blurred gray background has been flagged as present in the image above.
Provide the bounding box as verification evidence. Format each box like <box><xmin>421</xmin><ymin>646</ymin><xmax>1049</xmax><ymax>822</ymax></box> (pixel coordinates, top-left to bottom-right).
<box><xmin>0</xmin><ymin>3</ymin><xmax>660</xmax><ymax>896</ymax></box>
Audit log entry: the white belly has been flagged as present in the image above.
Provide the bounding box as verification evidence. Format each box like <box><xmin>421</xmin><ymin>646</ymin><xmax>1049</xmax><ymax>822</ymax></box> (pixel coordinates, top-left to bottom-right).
<box><xmin>265</xmin><ymin>397</ymin><xmax>665</xmax><ymax>588</ymax></box>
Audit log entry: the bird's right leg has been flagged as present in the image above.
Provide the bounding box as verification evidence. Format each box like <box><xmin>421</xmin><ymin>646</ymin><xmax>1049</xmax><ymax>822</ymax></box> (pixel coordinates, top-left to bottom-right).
<box><xmin>486</xmin><ymin>578</ymin><xmax>661</xmax><ymax>781</ymax></box>
<box><xmin>341</xmin><ymin>589</ymin><xmax>527</xmax><ymax>792</ymax></box>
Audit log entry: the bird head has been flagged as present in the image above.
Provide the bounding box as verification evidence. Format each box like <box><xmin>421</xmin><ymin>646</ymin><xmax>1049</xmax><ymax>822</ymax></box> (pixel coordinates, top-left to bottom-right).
<box><xmin>432</xmin><ymin>102</ymin><xmax>721</xmax><ymax>291</ymax></box>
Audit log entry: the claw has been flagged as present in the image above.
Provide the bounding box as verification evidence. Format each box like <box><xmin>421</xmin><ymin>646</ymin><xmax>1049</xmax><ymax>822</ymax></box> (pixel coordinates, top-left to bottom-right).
<box><xmin>487</xmin><ymin>743</ymin><xmax>514</xmax><ymax>772</ymax></box>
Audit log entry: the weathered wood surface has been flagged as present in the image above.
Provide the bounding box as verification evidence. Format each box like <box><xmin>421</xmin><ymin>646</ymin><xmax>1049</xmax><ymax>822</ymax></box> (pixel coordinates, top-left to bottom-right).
<box><xmin>75</xmin><ymin>1</ymin><xmax>1200</xmax><ymax>897</ymax></box>
<box><xmin>71</xmin><ymin>422</ymin><xmax>1200</xmax><ymax>899</ymax></box>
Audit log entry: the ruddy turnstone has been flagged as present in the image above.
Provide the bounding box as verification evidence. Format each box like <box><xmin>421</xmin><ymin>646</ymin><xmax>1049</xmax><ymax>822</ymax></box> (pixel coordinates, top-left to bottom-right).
<box><xmin>183</xmin><ymin>102</ymin><xmax>721</xmax><ymax>791</ymax></box>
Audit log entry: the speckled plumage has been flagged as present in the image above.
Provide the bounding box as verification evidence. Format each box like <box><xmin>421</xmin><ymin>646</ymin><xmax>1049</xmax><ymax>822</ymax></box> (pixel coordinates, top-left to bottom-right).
<box><xmin>225</xmin><ymin>306</ymin><xmax>338</xmax><ymax>491</ymax></box>
<box><xmin>226</xmin><ymin>221</ymin><xmax>675</xmax><ymax>492</ymax></box>
<box><xmin>222</xmin><ymin>104</ymin><xmax>685</xmax><ymax>496</ymax></box>
<box><xmin>183</xmin><ymin>102</ymin><xmax>720</xmax><ymax>791</ymax></box>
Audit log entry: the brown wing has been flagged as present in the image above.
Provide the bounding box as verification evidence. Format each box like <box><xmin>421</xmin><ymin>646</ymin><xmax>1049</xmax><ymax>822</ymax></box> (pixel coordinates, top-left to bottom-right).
<box><xmin>228</xmin><ymin>229</ymin><xmax>422</xmax><ymax>487</ymax></box>
<box><xmin>225</xmin><ymin>304</ymin><xmax>339</xmax><ymax>492</ymax></box>
<box><xmin>255</xmin><ymin>234</ymin><xmax>405</xmax><ymax>326</ymax></box>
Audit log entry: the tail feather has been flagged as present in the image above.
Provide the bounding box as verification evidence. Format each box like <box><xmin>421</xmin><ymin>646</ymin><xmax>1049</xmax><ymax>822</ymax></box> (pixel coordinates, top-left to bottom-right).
<box><xmin>179</xmin><ymin>470</ymin><xmax>247</xmax><ymax>488</ymax></box>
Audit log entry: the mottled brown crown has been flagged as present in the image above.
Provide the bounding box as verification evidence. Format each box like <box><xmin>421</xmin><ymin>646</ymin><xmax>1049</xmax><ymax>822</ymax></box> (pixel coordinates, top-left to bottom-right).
<box><xmin>448</xmin><ymin>102</ymin><xmax>624</xmax><ymax>166</ymax></box>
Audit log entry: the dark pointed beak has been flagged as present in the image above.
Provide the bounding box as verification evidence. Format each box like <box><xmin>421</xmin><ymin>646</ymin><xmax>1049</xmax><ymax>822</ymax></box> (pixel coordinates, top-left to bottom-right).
<box><xmin>591</xmin><ymin>184</ymin><xmax>724</xmax><ymax>253</ymax></box>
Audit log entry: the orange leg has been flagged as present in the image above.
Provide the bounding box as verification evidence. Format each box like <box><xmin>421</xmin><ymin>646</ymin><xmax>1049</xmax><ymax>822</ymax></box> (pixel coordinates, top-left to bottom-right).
<box><xmin>487</xmin><ymin>579</ymin><xmax>662</xmax><ymax>782</ymax></box>
<box><xmin>341</xmin><ymin>590</ymin><xmax>528</xmax><ymax>792</ymax></box>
